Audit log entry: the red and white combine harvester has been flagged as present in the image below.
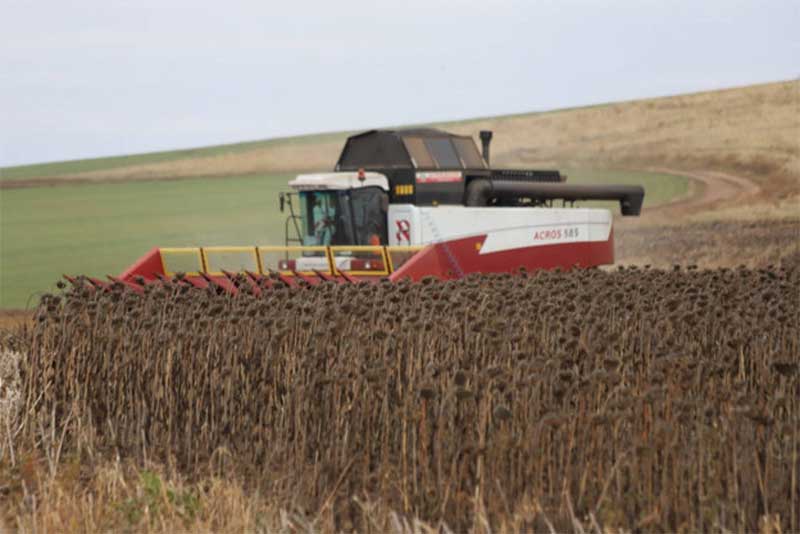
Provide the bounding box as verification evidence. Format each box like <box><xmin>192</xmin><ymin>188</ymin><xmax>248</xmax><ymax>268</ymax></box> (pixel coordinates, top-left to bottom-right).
<box><xmin>74</xmin><ymin>129</ymin><xmax>644</xmax><ymax>292</ymax></box>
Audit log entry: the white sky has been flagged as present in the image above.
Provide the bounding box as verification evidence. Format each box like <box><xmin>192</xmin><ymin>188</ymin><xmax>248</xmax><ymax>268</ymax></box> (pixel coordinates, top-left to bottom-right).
<box><xmin>1</xmin><ymin>0</ymin><xmax>797</xmax><ymax>167</ymax></box>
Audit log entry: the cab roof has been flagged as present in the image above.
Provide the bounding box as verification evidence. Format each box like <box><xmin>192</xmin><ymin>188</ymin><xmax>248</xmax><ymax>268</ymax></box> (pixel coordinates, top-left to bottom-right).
<box><xmin>288</xmin><ymin>172</ymin><xmax>390</xmax><ymax>191</ymax></box>
<box><xmin>335</xmin><ymin>129</ymin><xmax>487</xmax><ymax>171</ymax></box>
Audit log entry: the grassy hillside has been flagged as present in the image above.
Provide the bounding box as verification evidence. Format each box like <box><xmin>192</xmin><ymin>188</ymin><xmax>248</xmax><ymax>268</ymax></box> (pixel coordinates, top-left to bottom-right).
<box><xmin>2</xmin><ymin>80</ymin><xmax>796</xmax><ymax>200</ymax></box>
<box><xmin>445</xmin><ymin>80</ymin><xmax>798</xmax><ymax>199</ymax></box>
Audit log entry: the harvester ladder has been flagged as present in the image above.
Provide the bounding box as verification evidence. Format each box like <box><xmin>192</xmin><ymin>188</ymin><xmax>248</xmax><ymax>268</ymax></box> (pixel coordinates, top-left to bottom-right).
<box><xmin>283</xmin><ymin>192</ymin><xmax>305</xmax><ymax>252</ymax></box>
<box><xmin>420</xmin><ymin>209</ymin><xmax>464</xmax><ymax>278</ymax></box>
<box><xmin>284</xmin><ymin>215</ymin><xmax>304</xmax><ymax>246</ymax></box>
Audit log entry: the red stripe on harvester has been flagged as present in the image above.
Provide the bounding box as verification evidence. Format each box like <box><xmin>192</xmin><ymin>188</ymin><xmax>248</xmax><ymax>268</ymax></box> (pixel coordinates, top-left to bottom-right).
<box><xmin>390</xmin><ymin>234</ymin><xmax>614</xmax><ymax>282</ymax></box>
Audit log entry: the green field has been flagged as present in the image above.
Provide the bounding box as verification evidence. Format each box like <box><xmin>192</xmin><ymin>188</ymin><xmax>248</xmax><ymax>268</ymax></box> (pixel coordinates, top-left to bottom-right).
<box><xmin>0</xmin><ymin>175</ymin><xmax>291</xmax><ymax>308</ymax></box>
<box><xmin>0</xmin><ymin>169</ymin><xmax>686</xmax><ymax>309</ymax></box>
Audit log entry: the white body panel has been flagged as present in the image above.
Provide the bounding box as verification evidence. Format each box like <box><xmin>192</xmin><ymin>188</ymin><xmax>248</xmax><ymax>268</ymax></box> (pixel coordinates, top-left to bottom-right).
<box><xmin>387</xmin><ymin>204</ymin><xmax>612</xmax><ymax>254</ymax></box>
<box><xmin>293</xmin><ymin>256</ymin><xmax>382</xmax><ymax>272</ymax></box>
<box><xmin>294</xmin><ymin>255</ymin><xmax>337</xmax><ymax>271</ymax></box>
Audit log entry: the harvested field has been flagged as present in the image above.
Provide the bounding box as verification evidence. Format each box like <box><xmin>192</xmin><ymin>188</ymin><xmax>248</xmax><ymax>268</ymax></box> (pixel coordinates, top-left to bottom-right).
<box><xmin>616</xmin><ymin>218</ymin><xmax>800</xmax><ymax>269</ymax></box>
<box><xmin>2</xmin><ymin>266</ymin><xmax>798</xmax><ymax>532</ymax></box>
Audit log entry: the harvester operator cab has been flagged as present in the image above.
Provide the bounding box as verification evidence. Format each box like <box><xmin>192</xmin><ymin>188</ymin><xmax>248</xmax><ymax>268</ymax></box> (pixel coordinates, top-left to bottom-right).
<box><xmin>285</xmin><ymin>172</ymin><xmax>389</xmax><ymax>248</ymax></box>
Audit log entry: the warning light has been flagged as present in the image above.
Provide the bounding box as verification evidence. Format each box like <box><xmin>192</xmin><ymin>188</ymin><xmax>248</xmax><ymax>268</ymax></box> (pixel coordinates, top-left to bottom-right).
<box><xmin>357</xmin><ymin>168</ymin><xmax>366</xmax><ymax>182</ymax></box>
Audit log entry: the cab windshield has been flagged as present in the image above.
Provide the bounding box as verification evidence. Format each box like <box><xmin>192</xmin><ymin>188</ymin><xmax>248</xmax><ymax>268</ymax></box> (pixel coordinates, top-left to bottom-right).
<box><xmin>298</xmin><ymin>188</ymin><xmax>387</xmax><ymax>246</ymax></box>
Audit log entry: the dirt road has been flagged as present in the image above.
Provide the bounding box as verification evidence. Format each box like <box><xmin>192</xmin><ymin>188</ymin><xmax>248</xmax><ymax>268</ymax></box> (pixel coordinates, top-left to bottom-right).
<box><xmin>634</xmin><ymin>167</ymin><xmax>763</xmax><ymax>222</ymax></box>
<box><xmin>615</xmin><ymin>168</ymin><xmax>798</xmax><ymax>268</ymax></box>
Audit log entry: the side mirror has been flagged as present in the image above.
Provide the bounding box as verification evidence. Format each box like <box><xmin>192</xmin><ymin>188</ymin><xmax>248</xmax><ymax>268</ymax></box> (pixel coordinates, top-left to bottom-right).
<box><xmin>279</xmin><ymin>193</ymin><xmax>285</xmax><ymax>213</ymax></box>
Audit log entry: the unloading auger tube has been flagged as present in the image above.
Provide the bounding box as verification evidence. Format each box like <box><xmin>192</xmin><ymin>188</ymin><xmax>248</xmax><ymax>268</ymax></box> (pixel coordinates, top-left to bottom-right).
<box><xmin>464</xmin><ymin>179</ymin><xmax>645</xmax><ymax>216</ymax></box>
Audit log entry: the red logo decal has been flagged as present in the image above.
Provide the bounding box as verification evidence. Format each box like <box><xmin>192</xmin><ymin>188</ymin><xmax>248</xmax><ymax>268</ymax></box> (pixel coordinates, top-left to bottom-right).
<box><xmin>415</xmin><ymin>171</ymin><xmax>463</xmax><ymax>184</ymax></box>
<box><xmin>395</xmin><ymin>219</ymin><xmax>411</xmax><ymax>243</ymax></box>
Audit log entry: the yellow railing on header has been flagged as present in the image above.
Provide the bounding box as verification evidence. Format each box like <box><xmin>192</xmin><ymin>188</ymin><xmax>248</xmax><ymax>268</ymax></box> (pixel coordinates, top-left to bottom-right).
<box><xmin>202</xmin><ymin>246</ymin><xmax>261</xmax><ymax>276</ymax></box>
<box><xmin>158</xmin><ymin>245</ymin><xmax>423</xmax><ymax>278</ymax></box>
<box><xmin>160</xmin><ymin>247</ymin><xmax>206</xmax><ymax>276</ymax></box>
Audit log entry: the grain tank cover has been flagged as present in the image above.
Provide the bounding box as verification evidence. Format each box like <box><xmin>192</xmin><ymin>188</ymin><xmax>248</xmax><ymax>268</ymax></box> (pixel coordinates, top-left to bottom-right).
<box><xmin>336</xmin><ymin>129</ymin><xmax>488</xmax><ymax>171</ymax></box>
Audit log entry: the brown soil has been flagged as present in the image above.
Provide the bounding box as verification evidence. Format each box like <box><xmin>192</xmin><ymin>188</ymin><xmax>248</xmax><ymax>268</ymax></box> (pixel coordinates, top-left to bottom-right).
<box><xmin>616</xmin><ymin>218</ymin><xmax>800</xmax><ymax>269</ymax></box>
<box><xmin>0</xmin><ymin>310</ymin><xmax>31</xmax><ymax>330</ymax></box>
<box><xmin>0</xmin><ymin>173</ymin><xmax>255</xmax><ymax>190</ymax></box>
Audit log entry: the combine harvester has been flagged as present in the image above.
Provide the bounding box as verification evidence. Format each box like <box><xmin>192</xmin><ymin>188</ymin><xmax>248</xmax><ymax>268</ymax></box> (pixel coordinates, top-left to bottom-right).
<box><xmin>71</xmin><ymin>129</ymin><xmax>644</xmax><ymax>292</ymax></box>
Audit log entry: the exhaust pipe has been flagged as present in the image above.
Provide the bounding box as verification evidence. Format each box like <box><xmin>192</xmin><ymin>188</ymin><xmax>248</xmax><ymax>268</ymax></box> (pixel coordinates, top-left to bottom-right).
<box><xmin>479</xmin><ymin>130</ymin><xmax>493</xmax><ymax>165</ymax></box>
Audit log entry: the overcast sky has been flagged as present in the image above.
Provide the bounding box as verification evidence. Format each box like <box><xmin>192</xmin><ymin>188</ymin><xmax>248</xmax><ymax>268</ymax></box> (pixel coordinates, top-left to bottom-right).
<box><xmin>1</xmin><ymin>0</ymin><xmax>797</xmax><ymax>167</ymax></box>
